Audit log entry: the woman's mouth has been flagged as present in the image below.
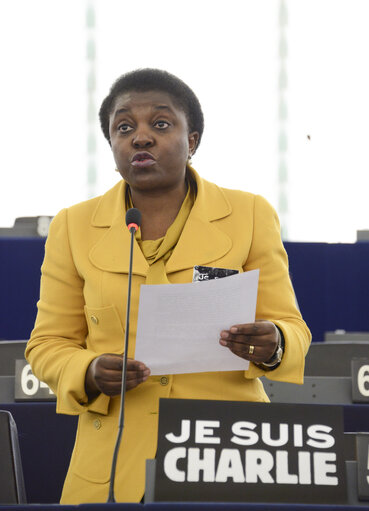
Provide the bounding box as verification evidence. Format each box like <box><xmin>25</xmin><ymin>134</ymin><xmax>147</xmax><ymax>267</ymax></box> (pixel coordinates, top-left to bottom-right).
<box><xmin>131</xmin><ymin>152</ymin><xmax>156</xmax><ymax>168</ymax></box>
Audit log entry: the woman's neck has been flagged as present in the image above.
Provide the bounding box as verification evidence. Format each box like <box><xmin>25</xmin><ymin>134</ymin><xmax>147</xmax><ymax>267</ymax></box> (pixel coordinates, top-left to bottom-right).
<box><xmin>130</xmin><ymin>181</ymin><xmax>188</xmax><ymax>241</ymax></box>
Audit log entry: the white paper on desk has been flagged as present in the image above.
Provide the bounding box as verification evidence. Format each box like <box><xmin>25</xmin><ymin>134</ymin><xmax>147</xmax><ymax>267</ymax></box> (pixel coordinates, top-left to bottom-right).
<box><xmin>134</xmin><ymin>269</ymin><xmax>259</xmax><ymax>375</ymax></box>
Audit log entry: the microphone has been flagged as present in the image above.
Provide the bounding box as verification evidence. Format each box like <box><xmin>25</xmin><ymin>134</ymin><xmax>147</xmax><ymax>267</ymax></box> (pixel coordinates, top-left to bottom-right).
<box><xmin>126</xmin><ymin>207</ymin><xmax>141</xmax><ymax>234</ymax></box>
<box><xmin>107</xmin><ymin>207</ymin><xmax>142</xmax><ymax>503</ymax></box>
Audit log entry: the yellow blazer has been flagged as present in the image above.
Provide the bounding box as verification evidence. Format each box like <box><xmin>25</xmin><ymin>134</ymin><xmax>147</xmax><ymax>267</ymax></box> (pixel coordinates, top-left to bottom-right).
<box><xmin>26</xmin><ymin>170</ymin><xmax>311</xmax><ymax>504</ymax></box>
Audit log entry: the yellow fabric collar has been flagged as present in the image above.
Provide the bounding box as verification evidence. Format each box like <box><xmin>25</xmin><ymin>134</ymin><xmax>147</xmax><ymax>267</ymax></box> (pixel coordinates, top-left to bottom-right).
<box><xmin>89</xmin><ymin>167</ymin><xmax>232</xmax><ymax>277</ymax></box>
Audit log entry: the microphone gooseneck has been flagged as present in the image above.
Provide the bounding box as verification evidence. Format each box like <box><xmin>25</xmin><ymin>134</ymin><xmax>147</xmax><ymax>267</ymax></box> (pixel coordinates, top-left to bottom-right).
<box><xmin>107</xmin><ymin>208</ymin><xmax>142</xmax><ymax>503</ymax></box>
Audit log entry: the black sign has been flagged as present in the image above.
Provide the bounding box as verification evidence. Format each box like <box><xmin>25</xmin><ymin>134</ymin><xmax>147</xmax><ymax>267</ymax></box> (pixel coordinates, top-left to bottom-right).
<box><xmin>351</xmin><ymin>358</ymin><xmax>369</xmax><ymax>403</ymax></box>
<box><xmin>356</xmin><ymin>434</ymin><xmax>369</xmax><ymax>500</ymax></box>
<box><xmin>155</xmin><ymin>398</ymin><xmax>347</xmax><ymax>504</ymax></box>
<box><xmin>14</xmin><ymin>359</ymin><xmax>55</xmax><ymax>401</ymax></box>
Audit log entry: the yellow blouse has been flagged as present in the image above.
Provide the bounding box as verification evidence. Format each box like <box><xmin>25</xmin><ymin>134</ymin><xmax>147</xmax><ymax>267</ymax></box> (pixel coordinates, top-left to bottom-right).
<box><xmin>127</xmin><ymin>183</ymin><xmax>195</xmax><ymax>284</ymax></box>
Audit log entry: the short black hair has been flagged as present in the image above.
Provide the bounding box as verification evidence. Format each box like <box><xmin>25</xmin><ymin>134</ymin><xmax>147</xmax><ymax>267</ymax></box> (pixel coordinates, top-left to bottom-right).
<box><xmin>99</xmin><ymin>68</ymin><xmax>204</xmax><ymax>151</ymax></box>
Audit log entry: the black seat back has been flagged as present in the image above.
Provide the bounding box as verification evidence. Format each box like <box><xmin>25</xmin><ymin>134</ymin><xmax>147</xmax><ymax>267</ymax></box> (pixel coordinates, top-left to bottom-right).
<box><xmin>0</xmin><ymin>410</ymin><xmax>26</xmax><ymax>504</ymax></box>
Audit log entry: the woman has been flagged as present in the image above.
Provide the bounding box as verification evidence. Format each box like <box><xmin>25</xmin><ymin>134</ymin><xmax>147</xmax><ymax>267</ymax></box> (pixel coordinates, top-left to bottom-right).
<box><xmin>26</xmin><ymin>69</ymin><xmax>311</xmax><ymax>504</ymax></box>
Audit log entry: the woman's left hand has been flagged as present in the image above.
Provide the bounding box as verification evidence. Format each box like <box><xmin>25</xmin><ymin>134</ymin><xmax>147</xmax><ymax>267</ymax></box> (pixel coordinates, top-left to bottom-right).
<box><xmin>219</xmin><ymin>320</ymin><xmax>279</xmax><ymax>364</ymax></box>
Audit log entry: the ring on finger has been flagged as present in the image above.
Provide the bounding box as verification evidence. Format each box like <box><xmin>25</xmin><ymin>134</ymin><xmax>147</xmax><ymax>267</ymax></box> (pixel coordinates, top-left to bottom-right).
<box><xmin>248</xmin><ymin>345</ymin><xmax>255</xmax><ymax>355</ymax></box>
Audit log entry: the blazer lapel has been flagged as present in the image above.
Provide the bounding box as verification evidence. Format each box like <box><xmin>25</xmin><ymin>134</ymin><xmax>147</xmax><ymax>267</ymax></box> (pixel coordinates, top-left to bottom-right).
<box><xmin>89</xmin><ymin>181</ymin><xmax>149</xmax><ymax>276</ymax></box>
<box><xmin>166</xmin><ymin>171</ymin><xmax>233</xmax><ymax>274</ymax></box>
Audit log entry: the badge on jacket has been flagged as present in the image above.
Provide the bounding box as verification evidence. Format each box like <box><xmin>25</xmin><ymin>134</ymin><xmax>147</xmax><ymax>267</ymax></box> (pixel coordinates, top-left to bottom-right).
<box><xmin>192</xmin><ymin>265</ymin><xmax>239</xmax><ymax>282</ymax></box>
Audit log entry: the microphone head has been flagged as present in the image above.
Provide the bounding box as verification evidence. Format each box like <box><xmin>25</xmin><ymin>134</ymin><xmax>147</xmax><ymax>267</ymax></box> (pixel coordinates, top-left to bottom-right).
<box><xmin>125</xmin><ymin>208</ymin><xmax>142</xmax><ymax>232</ymax></box>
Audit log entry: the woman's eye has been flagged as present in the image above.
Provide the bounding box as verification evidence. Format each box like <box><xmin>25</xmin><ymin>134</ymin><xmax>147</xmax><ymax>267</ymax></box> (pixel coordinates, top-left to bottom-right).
<box><xmin>154</xmin><ymin>120</ymin><xmax>169</xmax><ymax>129</ymax></box>
<box><xmin>118</xmin><ymin>124</ymin><xmax>133</xmax><ymax>133</ymax></box>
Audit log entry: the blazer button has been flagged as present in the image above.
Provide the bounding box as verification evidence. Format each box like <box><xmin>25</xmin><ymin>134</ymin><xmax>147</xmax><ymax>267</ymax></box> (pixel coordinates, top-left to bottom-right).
<box><xmin>91</xmin><ymin>315</ymin><xmax>99</xmax><ymax>325</ymax></box>
<box><xmin>160</xmin><ymin>376</ymin><xmax>169</xmax><ymax>386</ymax></box>
<box><xmin>93</xmin><ymin>418</ymin><xmax>101</xmax><ymax>430</ymax></box>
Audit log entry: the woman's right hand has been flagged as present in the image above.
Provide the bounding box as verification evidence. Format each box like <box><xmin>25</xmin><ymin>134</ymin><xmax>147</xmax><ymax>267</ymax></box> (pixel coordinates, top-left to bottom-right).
<box><xmin>85</xmin><ymin>354</ymin><xmax>151</xmax><ymax>398</ymax></box>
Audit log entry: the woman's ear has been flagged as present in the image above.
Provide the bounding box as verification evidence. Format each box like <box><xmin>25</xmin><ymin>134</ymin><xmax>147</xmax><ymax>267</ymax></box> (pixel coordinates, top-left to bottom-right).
<box><xmin>188</xmin><ymin>131</ymin><xmax>200</xmax><ymax>156</ymax></box>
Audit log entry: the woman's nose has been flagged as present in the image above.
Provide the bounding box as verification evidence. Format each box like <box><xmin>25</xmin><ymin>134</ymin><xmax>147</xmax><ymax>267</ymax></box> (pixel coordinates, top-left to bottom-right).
<box><xmin>132</xmin><ymin>130</ymin><xmax>154</xmax><ymax>148</ymax></box>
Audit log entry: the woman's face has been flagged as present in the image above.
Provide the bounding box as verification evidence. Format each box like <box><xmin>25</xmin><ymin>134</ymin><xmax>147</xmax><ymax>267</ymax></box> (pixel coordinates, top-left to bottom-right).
<box><xmin>109</xmin><ymin>90</ymin><xmax>199</xmax><ymax>194</ymax></box>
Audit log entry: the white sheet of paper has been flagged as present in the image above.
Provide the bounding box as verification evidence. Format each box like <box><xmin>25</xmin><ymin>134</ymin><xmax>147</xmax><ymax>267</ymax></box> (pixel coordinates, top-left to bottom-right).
<box><xmin>134</xmin><ymin>269</ymin><xmax>259</xmax><ymax>375</ymax></box>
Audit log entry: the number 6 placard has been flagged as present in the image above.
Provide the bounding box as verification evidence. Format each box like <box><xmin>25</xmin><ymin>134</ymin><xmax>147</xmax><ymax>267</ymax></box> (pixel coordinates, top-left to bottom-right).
<box><xmin>351</xmin><ymin>358</ymin><xmax>369</xmax><ymax>403</ymax></box>
<box><xmin>14</xmin><ymin>359</ymin><xmax>56</xmax><ymax>401</ymax></box>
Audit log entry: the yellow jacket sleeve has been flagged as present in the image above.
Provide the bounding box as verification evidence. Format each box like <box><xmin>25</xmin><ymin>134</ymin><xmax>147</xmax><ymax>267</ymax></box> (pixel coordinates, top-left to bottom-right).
<box><xmin>243</xmin><ymin>195</ymin><xmax>311</xmax><ymax>383</ymax></box>
<box><xmin>25</xmin><ymin>208</ymin><xmax>110</xmax><ymax>415</ymax></box>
